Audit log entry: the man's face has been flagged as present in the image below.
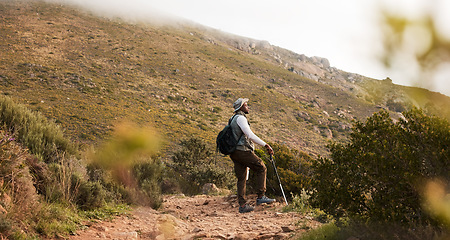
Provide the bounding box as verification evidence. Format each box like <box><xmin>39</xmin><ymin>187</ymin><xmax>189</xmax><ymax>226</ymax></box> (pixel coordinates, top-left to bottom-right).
<box><xmin>241</xmin><ymin>102</ymin><xmax>249</xmax><ymax>114</ymax></box>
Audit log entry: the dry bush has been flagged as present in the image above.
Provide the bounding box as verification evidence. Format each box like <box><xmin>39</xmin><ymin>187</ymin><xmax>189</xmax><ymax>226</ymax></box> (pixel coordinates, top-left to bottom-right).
<box><xmin>170</xmin><ymin>137</ymin><xmax>235</xmax><ymax>195</ymax></box>
<box><xmin>0</xmin><ymin>128</ymin><xmax>40</xmax><ymax>237</ymax></box>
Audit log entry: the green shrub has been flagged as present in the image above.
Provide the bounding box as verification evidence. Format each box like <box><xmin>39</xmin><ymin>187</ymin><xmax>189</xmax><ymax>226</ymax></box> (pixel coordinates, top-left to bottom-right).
<box><xmin>311</xmin><ymin>108</ymin><xmax>450</xmax><ymax>224</ymax></box>
<box><xmin>132</xmin><ymin>160</ymin><xmax>163</xmax><ymax>209</ymax></box>
<box><xmin>85</xmin><ymin>163</ymin><xmax>132</xmax><ymax>205</ymax></box>
<box><xmin>254</xmin><ymin>142</ymin><xmax>314</xmax><ymax>198</ymax></box>
<box><xmin>0</xmin><ymin>96</ymin><xmax>76</xmax><ymax>163</ymax></box>
<box><xmin>160</xmin><ymin>168</ymin><xmax>182</xmax><ymax>194</ymax></box>
<box><xmin>75</xmin><ymin>181</ymin><xmax>106</xmax><ymax>210</ymax></box>
<box><xmin>283</xmin><ymin>190</ymin><xmax>333</xmax><ymax>224</ymax></box>
<box><xmin>297</xmin><ymin>222</ymin><xmax>341</xmax><ymax>240</ymax></box>
<box><xmin>283</xmin><ymin>190</ymin><xmax>312</xmax><ymax>214</ymax></box>
<box><xmin>81</xmin><ymin>203</ymin><xmax>130</xmax><ymax>220</ymax></box>
<box><xmin>34</xmin><ymin>203</ymin><xmax>82</xmax><ymax>238</ymax></box>
<box><xmin>170</xmin><ymin>137</ymin><xmax>235</xmax><ymax>194</ymax></box>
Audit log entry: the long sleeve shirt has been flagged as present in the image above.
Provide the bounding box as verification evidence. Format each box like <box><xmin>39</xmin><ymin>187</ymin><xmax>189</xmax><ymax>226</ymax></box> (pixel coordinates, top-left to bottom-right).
<box><xmin>236</xmin><ymin>115</ymin><xmax>266</xmax><ymax>147</ymax></box>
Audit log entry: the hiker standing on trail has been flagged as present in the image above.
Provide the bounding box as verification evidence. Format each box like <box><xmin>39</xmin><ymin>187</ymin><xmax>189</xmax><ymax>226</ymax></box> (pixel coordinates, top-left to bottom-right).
<box><xmin>229</xmin><ymin>98</ymin><xmax>275</xmax><ymax>213</ymax></box>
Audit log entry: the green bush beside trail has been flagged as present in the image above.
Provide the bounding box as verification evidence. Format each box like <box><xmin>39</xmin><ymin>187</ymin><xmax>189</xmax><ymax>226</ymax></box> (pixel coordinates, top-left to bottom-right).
<box><xmin>311</xmin><ymin>108</ymin><xmax>449</xmax><ymax>225</ymax></box>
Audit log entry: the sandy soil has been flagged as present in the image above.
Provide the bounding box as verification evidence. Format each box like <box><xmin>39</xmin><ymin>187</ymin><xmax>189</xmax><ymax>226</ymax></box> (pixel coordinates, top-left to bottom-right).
<box><xmin>69</xmin><ymin>194</ymin><xmax>321</xmax><ymax>240</ymax></box>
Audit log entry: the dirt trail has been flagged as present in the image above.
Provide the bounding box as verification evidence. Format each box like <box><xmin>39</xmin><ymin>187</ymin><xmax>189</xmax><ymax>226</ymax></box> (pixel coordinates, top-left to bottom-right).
<box><xmin>69</xmin><ymin>194</ymin><xmax>321</xmax><ymax>239</ymax></box>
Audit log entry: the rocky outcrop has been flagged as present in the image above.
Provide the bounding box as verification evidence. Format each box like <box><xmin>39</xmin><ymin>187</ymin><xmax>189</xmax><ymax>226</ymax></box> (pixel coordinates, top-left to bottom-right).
<box><xmin>203</xmin><ymin>29</ymin><xmax>376</xmax><ymax>100</ymax></box>
<box><xmin>311</xmin><ymin>56</ymin><xmax>330</xmax><ymax>68</ymax></box>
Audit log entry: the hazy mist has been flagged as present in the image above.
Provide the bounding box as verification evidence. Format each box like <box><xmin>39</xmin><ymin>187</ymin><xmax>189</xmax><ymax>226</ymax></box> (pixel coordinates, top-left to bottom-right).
<box><xmin>44</xmin><ymin>0</ymin><xmax>186</xmax><ymax>25</ymax></box>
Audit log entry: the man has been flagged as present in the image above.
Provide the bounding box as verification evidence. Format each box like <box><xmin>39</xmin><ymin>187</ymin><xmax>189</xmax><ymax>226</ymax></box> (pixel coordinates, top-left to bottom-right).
<box><xmin>229</xmin><ymin>98</ymin><xmax>275</xmax><ymax>213</ymax></box>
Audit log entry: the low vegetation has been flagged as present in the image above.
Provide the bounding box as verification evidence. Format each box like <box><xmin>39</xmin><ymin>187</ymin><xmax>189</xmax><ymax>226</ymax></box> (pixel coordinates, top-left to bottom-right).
<box><xmin>169</xmin><ymin>137</ymin><xmax>235</xmax><ymax>195</ymax></box>
<box><xmin>253</xmin><ymin>142</ymin><xmax>314</xmax><ymax>198</ymax></box>
<box><xmin>0</xmin><ymin>96</ymin><xmax>163</xmax><ymax>238</ymax></box>
<box><xmin>308</xmin><ymin>108</ymin><xmax>450</xmax><ymax>239</ymax></box>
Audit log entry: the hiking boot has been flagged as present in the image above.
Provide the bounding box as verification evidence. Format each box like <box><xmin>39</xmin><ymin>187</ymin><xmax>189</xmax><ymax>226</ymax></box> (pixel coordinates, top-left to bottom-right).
<box><xmin>239</xmin><ymin>204</ymin><xmax>254</xmax><ymax>213</ymax></box>
<box><xmin>256</xmin><ymin>196</ymin><xmax>276</xmax><ymax>205</ymax></box>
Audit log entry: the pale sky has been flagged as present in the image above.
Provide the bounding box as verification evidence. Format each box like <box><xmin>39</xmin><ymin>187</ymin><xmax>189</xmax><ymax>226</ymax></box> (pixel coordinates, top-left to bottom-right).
<box><xmin>56</xmin><ymin>0</ymin><xmax>450</xmax><ymax>96</ymax></box>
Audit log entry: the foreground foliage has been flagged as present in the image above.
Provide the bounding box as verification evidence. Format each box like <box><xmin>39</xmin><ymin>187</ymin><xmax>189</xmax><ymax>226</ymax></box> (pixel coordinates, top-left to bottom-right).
<box><xmin>0</xmin><ymin>97</ymin><xmax>163</xmax><ymax>238</ymax></box>
<box><xmin>296</xmin><ymin>220</ymin><xmax>448</xmax><ymax>240</ymax></box>
<box><xmin>311</xmin><ymin>108</ymin><xmax>450</xmax><ymax>225</ymax></box>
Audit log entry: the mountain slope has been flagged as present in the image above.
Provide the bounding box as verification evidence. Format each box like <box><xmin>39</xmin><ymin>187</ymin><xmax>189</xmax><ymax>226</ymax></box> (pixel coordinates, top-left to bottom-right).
<box><xmin>1</xmin><ymin>0</ymin><xmax>448</xmax><ymax>157</ymax></box>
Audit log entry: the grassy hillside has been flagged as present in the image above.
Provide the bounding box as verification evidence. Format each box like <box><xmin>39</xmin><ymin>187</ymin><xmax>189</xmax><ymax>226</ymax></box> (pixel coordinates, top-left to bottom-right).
<box><xmin>1</xmin><ymin>0</ymin><xmax>448</xmax><ymax>158</ymax></box>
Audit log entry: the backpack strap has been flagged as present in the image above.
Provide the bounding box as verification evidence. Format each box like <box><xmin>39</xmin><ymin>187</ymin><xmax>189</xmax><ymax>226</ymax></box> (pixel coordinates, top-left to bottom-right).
<box><xmin>228</xmin><ymin>114</ymin><xmax>238</xmax><ymax>125</ymax></box>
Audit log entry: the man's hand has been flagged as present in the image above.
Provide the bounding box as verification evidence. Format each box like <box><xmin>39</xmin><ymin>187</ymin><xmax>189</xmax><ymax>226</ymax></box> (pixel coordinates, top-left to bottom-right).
<box><xmin>265</xmin><ymin>144</ymin><xmax>274</xmax><ymax>155</ymax></box>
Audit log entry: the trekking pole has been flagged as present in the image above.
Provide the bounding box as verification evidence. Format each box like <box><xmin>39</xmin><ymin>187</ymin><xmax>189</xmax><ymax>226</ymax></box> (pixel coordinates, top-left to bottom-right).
<box><xmin>270</xmin><ymin>154</ymin><xmax>288</xmax><ymax>205</ymax></box>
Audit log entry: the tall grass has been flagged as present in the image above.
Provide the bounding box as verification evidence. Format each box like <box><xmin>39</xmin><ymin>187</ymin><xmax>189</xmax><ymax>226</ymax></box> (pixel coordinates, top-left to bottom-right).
<box><xmin>0</xmin><ymin>95</ymin><xmax>76</xmax><ymax>163</ymax></box>
<box><xmin>0</xmin><ymin>98</ymin><xmax>89</xmax><ymax>238</ymax></box>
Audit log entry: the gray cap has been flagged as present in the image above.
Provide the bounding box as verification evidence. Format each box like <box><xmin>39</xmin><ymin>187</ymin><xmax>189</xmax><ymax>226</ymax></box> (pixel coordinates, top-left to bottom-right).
<box><xmin>233</xmin><ymin>98</ymin><xmax>249</xmax><ymax>112</ymax></box>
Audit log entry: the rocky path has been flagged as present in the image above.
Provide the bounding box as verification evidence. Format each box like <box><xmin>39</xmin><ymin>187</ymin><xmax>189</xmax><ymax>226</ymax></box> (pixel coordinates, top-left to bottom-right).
<box><xmin>69</xmin><ymin>194</ymin><xmax>321</xmax><ymax>239</ymax></box>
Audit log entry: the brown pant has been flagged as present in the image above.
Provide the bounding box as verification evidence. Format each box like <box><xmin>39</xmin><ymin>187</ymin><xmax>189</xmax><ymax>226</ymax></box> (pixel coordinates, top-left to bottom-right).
<box><xmin>230</xmin><ymin>150</ymin><xmax>267</xmax><ymax>206</ymax></box>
